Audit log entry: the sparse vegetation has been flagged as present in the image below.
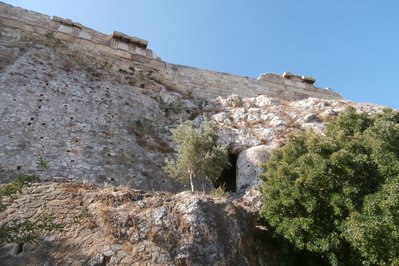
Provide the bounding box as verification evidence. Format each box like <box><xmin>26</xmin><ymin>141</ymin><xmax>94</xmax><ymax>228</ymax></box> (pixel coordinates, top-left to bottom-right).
<box><xmin>210</xmin><ymin>186</ymin><xmax>229</xmax><ymax>198</ymax></box>
<box><xmin>164</xmin><ymin>120</ymin><xmax>230</xmax><ymax>192</ymax></box>
<box><xmin>41</xmin><ymin>31</ymin><xmax>63</xmax><ymax>48</ymax></box>
<box><xmin>0</xmin><ymin>174</ymin><xmax>62</xmax><ymax>244</ymax></box>
<box><xmin>37</xmin><ymin>154</ymin><xmax>49</xmax><ymax>169</ymax></box>
<box><xmin>160</xmin><ymin>98</ymin><xmax>182</xmax><ymax>115</ymax></box>
<box><xmin>134</xmin><ymin>118</ymin><xmax>157</xmax><ymax>135</ymax></box>
<box><xmin>260</xmin><ymin>107</ymin><xmax>399</xmax><ymax>265</ymax></box>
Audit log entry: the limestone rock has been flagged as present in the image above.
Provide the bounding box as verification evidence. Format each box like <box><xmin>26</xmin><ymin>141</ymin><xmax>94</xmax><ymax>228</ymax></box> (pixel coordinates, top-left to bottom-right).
<box><xmin>0</xmin><ymin>183</ymin><xmax>277</xmax><ymax>265</ymax></box>
<box><xmin>303</xmin><ymin>113</ymin><xmax>319</xmax><ymax>123</ymax></box>
<box><xmin>158</xmin><ymin>87</ymin><xmax>181</xmax><ymax>105</ymax></box>
<box><xmin>225</xmin><ymin>94</ymin><xmax>242</xmax><ymax>108</ymax></box>
<box><xmin>236</xmin><ymin>145</ymin><xmax>271</xmax><ymax>191</ymax></box>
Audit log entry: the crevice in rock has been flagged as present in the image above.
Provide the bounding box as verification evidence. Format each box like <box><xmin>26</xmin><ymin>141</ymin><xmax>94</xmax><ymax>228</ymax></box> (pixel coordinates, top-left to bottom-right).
<box><xmin>214</xmin><ymin>153</ymin><xmax>237</xmax><ymax>192</ymax></box>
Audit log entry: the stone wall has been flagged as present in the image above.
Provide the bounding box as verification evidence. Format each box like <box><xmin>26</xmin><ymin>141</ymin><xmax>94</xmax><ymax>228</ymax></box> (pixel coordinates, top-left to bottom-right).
<box><xmin>0</xmin><ymin>2</ymin><xmax>157</xmax><ymax>59</ymax></box>
<box><xmin>0</xmin><ymin>1</ymin><xmax>341</xmax><ymax>102</ymax></box>
<box><xmin>0</xmin><ymin>2</ymin><xmax>344</xmax><ymax>191</ymax></box>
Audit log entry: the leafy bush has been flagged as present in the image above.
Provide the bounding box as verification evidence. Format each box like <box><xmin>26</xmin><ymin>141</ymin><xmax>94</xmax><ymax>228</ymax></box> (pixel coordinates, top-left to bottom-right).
<box><xmin>260</xmin><ymin>107</ymin><xmax>399</xmax><ymax>265</ymax></box>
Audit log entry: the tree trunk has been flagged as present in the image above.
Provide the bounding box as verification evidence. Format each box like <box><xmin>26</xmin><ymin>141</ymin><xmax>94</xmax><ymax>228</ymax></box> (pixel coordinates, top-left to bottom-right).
<box><xmin>189</xmin><ymin>172</ymin><xmax>194</xmax><ymax>192</ymax></box>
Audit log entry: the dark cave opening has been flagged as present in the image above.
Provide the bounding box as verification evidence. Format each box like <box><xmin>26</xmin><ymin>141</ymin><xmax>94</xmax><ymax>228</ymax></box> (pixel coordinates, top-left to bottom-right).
<box><xmin>214</xmin><ymin>153</ymin><xmax>237</xmax><ymax>192</ymax></box>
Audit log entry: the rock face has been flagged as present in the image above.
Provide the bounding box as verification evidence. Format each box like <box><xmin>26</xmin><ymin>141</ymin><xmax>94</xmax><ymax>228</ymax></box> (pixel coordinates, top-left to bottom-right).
<box><xmin>0</xmin><ymin>183</ymin><xmax>277</xmax><ymax>265</ymax></box>
<box><xmin>236</xmin><ymin>145</ymin><xmax>271</xmax><ymax>191</ymax></box>
<box><xmin>0</xmin><ymin>37</ymin><xmax>184</xmax><ymax>191</ymax></box>
<box><xmin>206</xmin><ymin>95</ymin><xmax>387</xmax><ymax>191</ymax></box>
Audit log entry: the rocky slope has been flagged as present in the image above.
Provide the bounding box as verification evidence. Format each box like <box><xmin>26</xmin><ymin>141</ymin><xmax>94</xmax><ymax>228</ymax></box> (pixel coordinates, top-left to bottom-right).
<box><xmin>0</xmin><ymin>182</ymin><xmax>277</xmax><ymax>265</ymax></box>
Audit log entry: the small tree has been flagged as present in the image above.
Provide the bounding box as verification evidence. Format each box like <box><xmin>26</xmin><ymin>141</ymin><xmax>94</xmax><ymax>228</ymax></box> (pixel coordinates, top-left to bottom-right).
<box><xmin>164</xmin><ymin>120</ymin><xmax>229</xmax><ymax>192</ymax></box>
<box><xmin>260</xmin><ymin>107</ymin><xmax>399</xmax><ymax>265</ymax></box>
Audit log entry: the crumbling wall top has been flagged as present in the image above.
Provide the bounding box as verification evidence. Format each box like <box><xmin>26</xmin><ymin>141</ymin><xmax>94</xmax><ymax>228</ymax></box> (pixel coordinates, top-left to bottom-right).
<box><xmin>111</xmin><ymin>31</ymin><xmax>148</xmax><ymax>48</ymax></box>
<box><xmin>51</xmin><ymin>16</ymin><xmax>83</xmax><ymax>29</ymax></box>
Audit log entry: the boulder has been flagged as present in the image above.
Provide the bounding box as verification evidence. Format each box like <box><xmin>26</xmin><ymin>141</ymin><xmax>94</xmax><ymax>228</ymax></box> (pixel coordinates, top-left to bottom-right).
<box><xmin>236</xmin><ymin>145</ymin><xmax>271</xmax><ymax>191</ymax></box>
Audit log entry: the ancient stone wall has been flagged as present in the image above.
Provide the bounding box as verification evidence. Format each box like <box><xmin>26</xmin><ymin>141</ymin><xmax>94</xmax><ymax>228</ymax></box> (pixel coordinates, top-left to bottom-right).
<box><xmin>0</xmin><ymin>2</ymin><xmax>341</xmax><ymax>102</ymax></box>
<box><xmin>0</xmin><ymin>2</ymin><xmax>157</xmax><ymax>59</ymax></box>
<box><xmin>0</xmin><ymin>2</ymin><xmax>344</xmax><ymax>191</ymax></box>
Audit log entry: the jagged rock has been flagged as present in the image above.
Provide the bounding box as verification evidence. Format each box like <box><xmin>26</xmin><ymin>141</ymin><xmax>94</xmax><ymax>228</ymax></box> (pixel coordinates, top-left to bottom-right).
<box><xmin>225</xmin><ymin>94</ymin><xmax>242</xmax><ymax>108</ymax></box>
<box><xmin>235</xmin><ymin>186</ymin><xmax>263</xmax><ymax>214</ymax></box>
<box><xmin>320</xmin><ymin>109</ymin><xmax>337</xmax><ymax>118</ymax></box>
<box><xmin>303</xmin><ymin>113</ymin><xmax>319</xmax><ymax>123</ymax></box>
<box><xmin>269</xmin><ymin>116</ymin><xmax>287</xmax><ymax>127</ymax></box>
<box><xmin>253</xmin><ymin>95</ymin><xmax>278</xmax><ymax>107</ymax></box>
<box><xmin>212</xmin><ymin>112</ymin><xmax>228</xmax><ymax>123</ymax></box>
<box><xmin>158</xmin><ymin>87</ymin><xmax>181</xmax><ymax>105</ymax></box>
<box><xmin>0</xmin><ymin>183</ymin><xmax>277</xmax><ymax>265</ymax></box>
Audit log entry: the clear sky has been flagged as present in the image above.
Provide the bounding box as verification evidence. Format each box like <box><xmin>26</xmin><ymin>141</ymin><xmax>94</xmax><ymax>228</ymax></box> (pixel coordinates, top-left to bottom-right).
<box><xmin>4</xmin><ymin>0</ymin><xmax>399</xmax><ymax>109</ymax></box>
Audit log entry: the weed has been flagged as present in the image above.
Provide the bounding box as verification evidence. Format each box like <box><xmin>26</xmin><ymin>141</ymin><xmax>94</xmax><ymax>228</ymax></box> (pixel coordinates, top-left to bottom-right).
<box><xmin>37</xmin><ymin>154</ymin><xmax>49</xmax><ymax>169</ymax></box>
<box><xmin>161</xmin><ymin>102</ymin><xmax>182</xmax><ymax>115</ymax></box>
<box><xmin>210</xmin><ymin>186</ymin><xmax>229</xmax><ymax>198</ymax></box>
<box><xmin>101</xmin><ymin>61</ymin><xmax>113</xmax><ymax>69</ymax></box>
<box><xmin>41</xmin><ymin>31</ymin><xmax>63</xmax><ymax>48</ymax></box>
<box><xmin>74</xmin><ymin>56</ymin><xmax>86</xmax><ymax>67</ymax></box>
<box><xmin>135</xmin><ymin>119</ymin><xmax>156</xmax><ymax>135</ymax></box>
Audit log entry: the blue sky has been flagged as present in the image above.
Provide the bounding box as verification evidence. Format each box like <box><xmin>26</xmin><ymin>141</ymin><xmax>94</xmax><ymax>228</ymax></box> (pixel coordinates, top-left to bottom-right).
<box><xmin>4</xmin><ymin>0</ymin><xmax>399</xmax><ymax>109</ymax></box>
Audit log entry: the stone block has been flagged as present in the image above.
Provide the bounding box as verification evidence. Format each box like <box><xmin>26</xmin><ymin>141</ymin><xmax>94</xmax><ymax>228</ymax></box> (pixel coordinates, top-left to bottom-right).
<box><xmin>57</xmin><ymin>24</ymin><xmax>74</xmax><ymax>35</ymax></box>
<box><xmin>78</xmin><ymin>30</ymin><xmax>92</xmax><ymax>40</ymax></box>
<box><xmin>301</xmin><ymin>75</ymin><xmax>316</xmax><ymax>84</ymax></box>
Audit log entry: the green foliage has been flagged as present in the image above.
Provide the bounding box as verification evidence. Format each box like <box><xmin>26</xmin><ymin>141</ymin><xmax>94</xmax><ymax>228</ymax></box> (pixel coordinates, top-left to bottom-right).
<box><xmin>0</xmin><ymin>174</ymin><xmax>63</xmax><ymax>245</ymax></box>
<box><xmin>37</xmin><ymin>154</ymin><xmax>50</xmax><ymax>169</ymax></box>
<box><xmin>164</xmin><ymin>120</ymin><xmax>230</xmax><ymax>192</ymax></box>
<box><xmin>260</xmin><ymin>107</ymin><xmax>399</xmax><ymax>265</ymax></box>
<box><xmin>0</xmin><ymin>174</ymin><xmax>37</xmax><ymax>212</ymax></box>
<box><xmin>0</xmin><ymin>214</ymin><xmax>62</xmax><ymax>244</ymax></box>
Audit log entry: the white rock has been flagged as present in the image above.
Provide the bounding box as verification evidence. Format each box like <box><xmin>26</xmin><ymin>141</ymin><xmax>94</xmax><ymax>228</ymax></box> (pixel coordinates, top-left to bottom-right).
<box><xmin>231</xmin><ymin>108</ymin><xmax>247</xmax><ymax>122</ymax></box>
<box><xmin>247</xmin><ymin>113</ymin><xmax>260</xmax><ymax>124</ymax></box>
<box><xmin>247</xmin><ymin>107</ymin><xmax>260</xmax><ymax>113</ymax></box>
<box><xmin>180</xmin><ymin>99</ymin><xmax>196</xmax><ymax>109</ymax></box>
<box><xmin>262</xmin><ymin>128</ymin><xmax>272</xmax><ymax>139</ymax></box>
<box><xmin>213</xmin><ymin>112</ymin><xmax>228</xmax><ymax>123</ymax></box>
<box><xmin>159</xmin><ymin>87</ymin><xmax>180</xmax><ymax>104</ymax></box>
<box><xmin>225</xmin><ymin>94</ymin><xmax>242</xmax><ymax>107</ymax></box>
<box><xmin>320</xmin><ymin>109</ymin><xmax>337</xmax><ymax>118</ymax></box>
<box><xmin>260</xmin><ymin>112</ymin><xmax>276</xmax><ymax>121</ymax></box>
<box><xmin>236</xmin><ymin>145</ymin><xmax>271</xmax><ymax>191</ymax></box>
<box><xmin>270</xmin><ymin>116</ymin><xmax>287</xmax><ymax>127</ymax></box>
<box><xmin>303</xmin><ymin>113</ymin><xmax>319</xmax><ymax>123</ymax></box>
<box><xmin>254</xmin><ymin>95</ymin><xmax>276</xmax><ymax>107</ymax></box>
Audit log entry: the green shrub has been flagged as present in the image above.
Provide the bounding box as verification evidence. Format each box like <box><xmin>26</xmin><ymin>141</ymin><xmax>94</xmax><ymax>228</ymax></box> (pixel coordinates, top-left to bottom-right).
<box><xmin>260</xmin><ymin>107</ymin><xmax>399</xmax><ymax>265</ymax></box>
<box><xmin>164</xmin><ymin>120</ymin><xmax>230</xmax><ymax>192</ymax></box>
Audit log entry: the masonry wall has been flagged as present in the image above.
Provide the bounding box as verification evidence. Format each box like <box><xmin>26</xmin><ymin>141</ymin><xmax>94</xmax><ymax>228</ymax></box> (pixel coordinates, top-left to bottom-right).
<box><xmin>0</xmin><ymin>1</ymin><xmax>341</xmax><ymax>102</ymax></box>
<box><xmin>151</xmin><ymin>63</ymin><xmax>341</xmax><ymax>101</ymax></box>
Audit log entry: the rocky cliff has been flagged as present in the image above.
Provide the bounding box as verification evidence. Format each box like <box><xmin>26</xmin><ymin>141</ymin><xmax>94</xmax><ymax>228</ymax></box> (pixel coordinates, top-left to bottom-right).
<box><xmin>0</xmin><ymin>2</ymin><xmax>390</xmax><ymax>265</ymax></box>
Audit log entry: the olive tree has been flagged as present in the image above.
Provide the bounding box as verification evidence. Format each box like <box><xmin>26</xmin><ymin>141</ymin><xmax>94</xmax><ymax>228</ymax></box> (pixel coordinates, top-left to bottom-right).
<box><xmin>260</xmin><ymin>107</ymin><xmax>399</xmax><ymax>265</ymax></box>
<box><xmin>164</xmin><ymin>120</ymin><xmax>229</xmax><ymax>192</ymax></box>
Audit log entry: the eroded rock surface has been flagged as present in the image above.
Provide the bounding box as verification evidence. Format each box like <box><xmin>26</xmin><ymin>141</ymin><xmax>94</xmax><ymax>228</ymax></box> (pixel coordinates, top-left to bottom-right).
<box><xmin>0</xmin><ymin>183</ymin><xmax>277</xmax><ymax>265</ymax></box>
